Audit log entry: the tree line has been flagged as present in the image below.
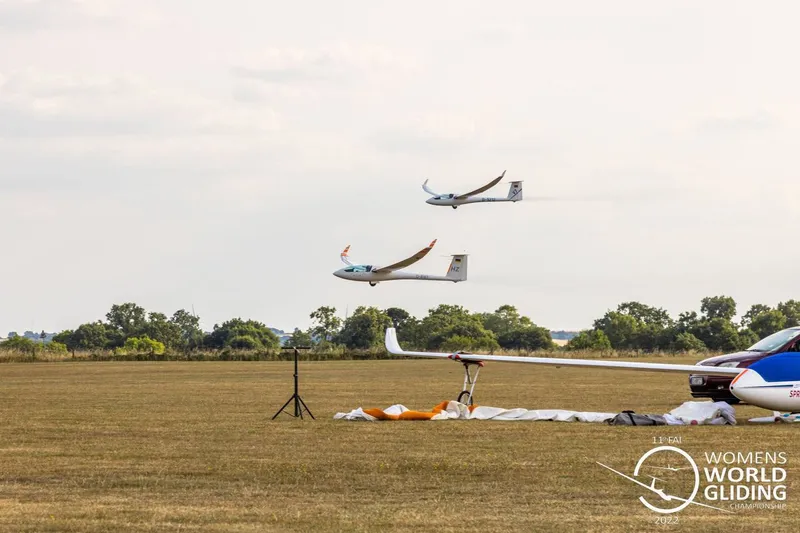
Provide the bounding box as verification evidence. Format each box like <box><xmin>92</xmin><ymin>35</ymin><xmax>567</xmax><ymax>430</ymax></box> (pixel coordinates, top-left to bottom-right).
<box><xmin>1</xmin><ymin>296</ymin><xmax>797</xmax><ymax>359</ymax></box>
<box><xmin>294</xmin><ymin>304</ymin><xmax>554</xmax><ymax>353</ymax></box>
<box><xmin>566</xmin><ymin>296</ymin><xmax>800</xmax><ymax>352</ymax></box>
<box><xmin>0</xmin><ymin>302</ymin><xmax>554</xmax><ymax>357</ymax></box>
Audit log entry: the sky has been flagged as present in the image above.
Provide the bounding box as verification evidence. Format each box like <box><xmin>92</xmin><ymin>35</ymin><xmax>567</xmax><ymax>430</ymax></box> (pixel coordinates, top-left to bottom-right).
<box><xmin>1</xmin><ymin>0</ymin><xmax>799</xmax><ymax>335</ymax></box>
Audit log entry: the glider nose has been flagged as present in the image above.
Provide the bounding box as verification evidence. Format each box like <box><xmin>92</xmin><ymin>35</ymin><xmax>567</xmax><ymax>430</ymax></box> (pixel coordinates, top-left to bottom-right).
<box><xmin>728</xmin><ymin>368</ymin><xmax>766</xmax><ymax>405</ymax></box>
<box><xmin>426</xmin><ymin>198</ymin><xmax>434</xmax><ymax>204</ymax></box>
<box><xmin>333</xmin><ymin>269</ymin><xmax>344</xmax><ymax>279</ymax></box>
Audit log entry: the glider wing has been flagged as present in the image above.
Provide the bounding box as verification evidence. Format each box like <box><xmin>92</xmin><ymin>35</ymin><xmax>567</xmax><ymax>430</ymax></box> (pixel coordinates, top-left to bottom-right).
<box><xmin>373</xmin><ymin>240</ymin><xmax>437</xmax><ymax>273</ymax></box>
<box><xmin>384</xmin><ymin>328</ymin><xmax>743</xmax><ymax>375</ymax></box>
<box><xmin>422</xmin><ymin>179</ymin><xmax>441</xmax><ymax>197</ymax></box>
<box><xmin>455</xmin><ymin>170</ymin><xmax>506</xmax><ymax>199</ymax></box>
<box><xmin>340</xmin><ymin>245</ymin><xmax>354</xmax><ymax>266</ymax></box>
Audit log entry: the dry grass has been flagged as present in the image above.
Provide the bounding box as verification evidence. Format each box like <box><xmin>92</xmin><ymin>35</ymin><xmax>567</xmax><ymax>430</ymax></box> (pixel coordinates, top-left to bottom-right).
<box><xmin>0</xmin><ymin>359</ymin><xmax>796</xmax><ymax>532</ymax></box>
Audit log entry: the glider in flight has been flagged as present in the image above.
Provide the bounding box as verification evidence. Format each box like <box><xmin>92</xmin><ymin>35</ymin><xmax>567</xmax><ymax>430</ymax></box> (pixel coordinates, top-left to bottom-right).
<box><xmin>333</xmin><ymin>240</ymin><xmax>467</xmax><ymax>286</ymax></box>
<box><xmin>384</xmin><ymin>327</ymin><xmax>800</xmax><ymax>416</ymax></box>
<box><xmin>423</xmin><ymin>170</ymin><xmax>523</xmax><ymax>209</ymax></box>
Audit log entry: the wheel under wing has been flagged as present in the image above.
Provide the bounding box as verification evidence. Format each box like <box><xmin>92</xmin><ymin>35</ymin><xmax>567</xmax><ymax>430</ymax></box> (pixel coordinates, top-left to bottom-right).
<box><xmin>384</xmin><ymin>328</ymin><xmax>743</xmax><ymax>376</ymax></box>
<box><xmin>454</xmin><ymin>170</ymin><xmax>506</xmax><ymax>200</ymax></box>
<box><xmin>373</xmin><ymin>239</ymin><xmax>437</xmax><ymax>274</ymax></box>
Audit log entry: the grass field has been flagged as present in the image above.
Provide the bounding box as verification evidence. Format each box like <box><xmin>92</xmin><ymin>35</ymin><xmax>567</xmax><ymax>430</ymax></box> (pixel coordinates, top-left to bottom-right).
<box><xmin>0</xmin><ymin>359</ymin><xmax>797</xmax><ymax>532</ymax></box>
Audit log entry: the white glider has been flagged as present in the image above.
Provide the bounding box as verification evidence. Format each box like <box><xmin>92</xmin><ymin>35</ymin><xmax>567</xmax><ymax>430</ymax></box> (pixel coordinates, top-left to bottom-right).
<box><xmin>423</xmin><ymin>170</ymin><xmax>523</xmax><ymax>209</ymax></box>
<box><xmin>384</xmin><ymin>327</ymin><xmax>800</xmax><ymax>415</ymax></box>
<box><xmin>333</xmin><ymin>240</ymin><xmax>467</xmax><ymax>286</ymax></box>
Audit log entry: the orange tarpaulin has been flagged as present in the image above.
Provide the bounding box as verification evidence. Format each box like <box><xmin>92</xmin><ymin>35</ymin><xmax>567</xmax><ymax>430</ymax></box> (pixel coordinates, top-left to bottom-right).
<box><xmin>361</xmin><ymin>401</ymin><xmax>478</xmax><ymax>420</ymax></box>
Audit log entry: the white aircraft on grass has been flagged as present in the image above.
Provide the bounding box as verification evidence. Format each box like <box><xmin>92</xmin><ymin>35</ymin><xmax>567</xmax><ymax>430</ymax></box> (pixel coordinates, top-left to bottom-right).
<box><xmin>423</xmin><ymin>170</ymin><xmax>523</xmax><ymax>209</ymax></box>
<box><xmin>333</xmin><ymin>240</ymin><xmax>467</xmax><ymax>287</ymax></box>
<box><xmin>384</xmin><ymin>327</ymin><xmax>800</xmax><ymax>416</ymax></box>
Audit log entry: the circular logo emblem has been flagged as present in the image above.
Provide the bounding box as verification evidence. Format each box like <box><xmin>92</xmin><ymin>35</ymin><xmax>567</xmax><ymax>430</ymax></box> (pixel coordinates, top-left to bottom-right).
<box><xmin>633</xmin><ymin>446</ymin><xmax>700</xmax><ymax>514</ymax></box>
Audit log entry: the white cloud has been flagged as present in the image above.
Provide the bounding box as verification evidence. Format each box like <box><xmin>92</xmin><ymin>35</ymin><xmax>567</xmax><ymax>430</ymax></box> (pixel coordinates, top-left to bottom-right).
<box><xmin>0</xmin><ymin>0</ymin><xmax>162</xmax><ymax>30</ymax></box>
<box><xmin>696</xmin><ymin>109</ymin><xmax>780</xmax><ymax>134</ymax></box>
<box><xmin>231</xmin><ymin>43</ymin><xmax>417</xmax><ymax>84</ymax></box>
<box><xmin>0</xmin><ymin>69</ymin><xmax>280</xmax><ymax>150</ymax></box>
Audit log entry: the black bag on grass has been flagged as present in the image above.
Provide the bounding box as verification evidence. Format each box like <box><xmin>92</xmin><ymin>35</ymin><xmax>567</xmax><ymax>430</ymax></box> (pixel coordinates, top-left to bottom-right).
<box><xmin>608</xmin><ymin>410</ymin><xmax>667</xmax><ymax>426</ymax></box>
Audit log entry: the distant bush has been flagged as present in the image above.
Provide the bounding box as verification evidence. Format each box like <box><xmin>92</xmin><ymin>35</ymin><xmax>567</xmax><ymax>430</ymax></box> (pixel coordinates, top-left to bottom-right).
<box><xmin>123</xmin><ymin>336</ymin><xmax>166</xmax><ymax>355</ymax></box>
<box><xmin>0</xmin><ymin>336</ymin><xmax>38</xmax><ymax>353</ymax></box>
<box><xmin>45</xmin><ymin>341</ymin><xmax>68</xmax><ymax>353</ymax></box>
<box><xmin>670</xmin><ymin>332</ymin><xmax>707</xmax><ymax>353</ymax></box>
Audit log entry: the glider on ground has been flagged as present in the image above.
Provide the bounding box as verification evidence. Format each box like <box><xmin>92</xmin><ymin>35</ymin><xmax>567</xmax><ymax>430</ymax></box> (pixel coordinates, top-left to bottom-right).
<box><xmin>423</xmin><ymin>170</ymin><xmax>523</xmax><ymax>209</ymax></box>
<box><xmin>384</xmin><ymin>327</ymin><xmax>800</xmax><ymax>416</ymax></box>
<box><xmin>334</xmin><ymin>240</ymin><xmax>467</xmax><ymax>286</ymax></box>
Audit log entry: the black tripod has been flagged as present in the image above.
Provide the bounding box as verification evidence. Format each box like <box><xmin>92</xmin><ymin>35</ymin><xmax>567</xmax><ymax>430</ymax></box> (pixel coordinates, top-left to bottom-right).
<box><xmin>272</xmin><ymin>346</ymin><xmax>315</xmax><ymax>420</ymax></box>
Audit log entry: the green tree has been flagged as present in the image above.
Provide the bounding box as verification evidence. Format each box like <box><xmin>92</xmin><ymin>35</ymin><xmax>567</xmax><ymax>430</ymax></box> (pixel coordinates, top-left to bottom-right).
<box><xmin>52</xmin><ymin>329</ymin><xmax>76</xmax><ymax>351</ymax></box>
<box><xmin>498</xmin><ymin>326</ymin><xmax>553</xmax><ymax>351</ymax></box>
<box><xmin>45</xmin><ymin>341</ymin><xmax>68</xmax><ymax>353</ymax></box>
<box><xmin>690</xmin><ymin>318</ymin><xmax>741</xmax><ymax>352</ymax></box>
<box><xmin>205</xmin><ymin>318</ymin><xmax>280</xmax><ymax>349</ymax></box>
<box><xmin>738</xmin><ymin>328</ymin><xmax>759</xmax><ymax>349</ymax></box>
<box><xmin>426</xmin><ymin>319</ymin><xmax>499</xmax><ymax>352</ymax></box>
<box><xmin>286</xmin><ymin>328</ymin><xmax>313</xmax><ymax>347</ymax></box>
<box><xmin>123</xmin><ymin>336</ymin><xmax>166</xmax><ymax>355</ymax></box>
<box><xmin>748</xmin><ymin>310</ymin><xmax>787</xmax><ymax>339</ymax></box>
<box><xmin>106</xmin><ymin>302</ymin><xmax>148</xmax><ymax>337</ymax></box>
<box><xmin>226</xmin><ymin>336</ymin><xmax>260</xmax><ymax>350</ymax></box>
<box><xmin>309</xmin><ymin>306</ymin><xmax>342</xmax><ymax>344</ymax></box>
<box><xmin>336</xmin><ymin>307</ymin><xmax>392</xmax><ymax>349</ymax></box>
<box><xmin>145</xmin><ymin>312</ymin><xmax>183</xmax><ymax>349</ymax></box>
<box><xmin>415</xmin><ymin>304</ymin><xmax>474</xmax><ymax>345</ymax></box>
<box><xmin>593</xmin><ymin>311</ymin><xmax>640</xmax><ymax>349</ymax></box>
<box><xmin>675</xmin><ymin>311</ymin><xmax>700</xmax><ymax>333</ymax></box>
<box><xmin>440</xmin><ymin>335</ymin><xmax>478</xmax><ymax>353</ymax></box>
<box><xmin>385</xmin><ymin>307</ymin><xmax>420</xmax><ymax>346</ymax></box>
<box><xmin>566</xmin><ymin>330</ymin><xmax>612</xmax><ymax>351</ymax></box>
<box><xmin>777</xmin><ymin>300</ymin><xmax>800</xmax><ymax>327</ymax></box>
<box><xmin>592</xmin><ymin>302</ymin><xmax>676</xmax><ymax>351</ymax></box>
<box><xmin>385</xmin><ymin>307</ymin><xmax>411</xmax><ymax>328</ymax></box>
<box><xmin>479</xmin><ymin>305</ymin><xmax>533</xmax><ymax>337</ymax></box>
<box><xmin>70</xmin><ymin>322</ymin><xmax>115</xmax><ymax>350</ymax></box>
<box><xmin>740</xmin><ymin>304</ymin><xmax>771</xmax><ymax>329</ymax></box>
<box><xmin>700</xmin><ymin>296</ymin><xmax>737</xmax><ymax>321</ymax></box>
<box><xmin>671</xmin><ymin>332</ymin><xmax>706</xmax><ymax>352</ymax></box>
<box><xmin>170</xmin><ymin>309</ymin><xmax>204</xmax><ymax>349</ymax></box>
<box><xmin>0</xmin><ymin>336</ymin><xmax>37</xmax><ymax>353</ymax></box>
<box><xmin>616</xmin><ymin>301</ymin><xmax>673</xmax><ymax>328</ymax></box>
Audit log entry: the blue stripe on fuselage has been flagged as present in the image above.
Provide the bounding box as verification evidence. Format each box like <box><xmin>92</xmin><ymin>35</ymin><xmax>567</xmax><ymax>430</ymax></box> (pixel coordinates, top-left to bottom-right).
<box><xmin>737</xmin><ymin>384</ymin><xmax>795</xmax><ymax>389</ymax></box>
<box><xmin>748</xmin><ymin>353</ymin><xmax>800</xmax><ymax>383</ymax></box>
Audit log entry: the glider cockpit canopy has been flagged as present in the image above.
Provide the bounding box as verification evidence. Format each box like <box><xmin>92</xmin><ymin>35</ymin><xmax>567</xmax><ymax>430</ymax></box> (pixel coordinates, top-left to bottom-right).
<box><xmin>343</xmin><ymin>265</ymin><xmax>373</xmax><ymax>273</ymax></box>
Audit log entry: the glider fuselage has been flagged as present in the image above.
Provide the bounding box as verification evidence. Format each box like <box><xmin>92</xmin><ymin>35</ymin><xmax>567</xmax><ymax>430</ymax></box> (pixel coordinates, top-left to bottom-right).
<box><xmin>426</xmin><ymin>195</ymin><xmax>517</xmax><ymax>207</ymax></box>
<box><xmin>333</xmin><ymin>266</ymin><xmax>459</xmax><ymax>284</ymax></box>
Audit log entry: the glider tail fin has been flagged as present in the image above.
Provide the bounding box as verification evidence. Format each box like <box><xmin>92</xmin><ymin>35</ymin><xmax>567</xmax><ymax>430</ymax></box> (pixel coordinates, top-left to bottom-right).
<box><xmin>446</xmin><ymin>254</ymin><xmax>468</xmax><ymax>282</ymax></box>
<box><xmin>507</xmin><ymin>181</ymin><xmax>523</xmax><ymax>202</ymax></box>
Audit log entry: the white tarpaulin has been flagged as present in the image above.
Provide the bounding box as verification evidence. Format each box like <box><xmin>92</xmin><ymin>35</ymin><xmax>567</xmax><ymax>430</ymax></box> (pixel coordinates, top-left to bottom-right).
<box><xmin>333</xmin><ymin>400</ymin><xmax>623</xmax><ymax>423</ymax></box>
<box><xmin>333</xmin><ymin>400</ymin><xmax>738</xmax><ymax>425</ymax></box>
<box><xmin>664</xmin><ymin>400</ymin><xmax>737</xmax><ymax>425</ymax></box>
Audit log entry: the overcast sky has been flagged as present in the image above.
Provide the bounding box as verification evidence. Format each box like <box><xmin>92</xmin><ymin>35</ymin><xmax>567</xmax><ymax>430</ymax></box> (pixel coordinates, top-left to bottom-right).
<box><xmin>1</xmin><ymin>1</ymin><xmax>799</xmax><ymax>335</ymax></box>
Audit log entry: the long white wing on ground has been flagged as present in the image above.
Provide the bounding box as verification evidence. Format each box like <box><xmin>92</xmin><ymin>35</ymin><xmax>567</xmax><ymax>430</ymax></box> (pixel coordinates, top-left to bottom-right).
<box><xmin>373</xmin><ymin>239</ymin><xmax>437</xmax><ymax>273</ymax></box>
<box><xmin>422</xmin><ymin>179</ymin><xmax>441</xmax><ymax>197</ymax></box>
<box><xmin>455</xmin><ymin>170</ymin><xmax>506</xmax><ymax>199</ymax></box>
<box><xmin>384</xmin><ymin>328</ymin><xmax>743</xmax><ymax>375</ymax></box>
